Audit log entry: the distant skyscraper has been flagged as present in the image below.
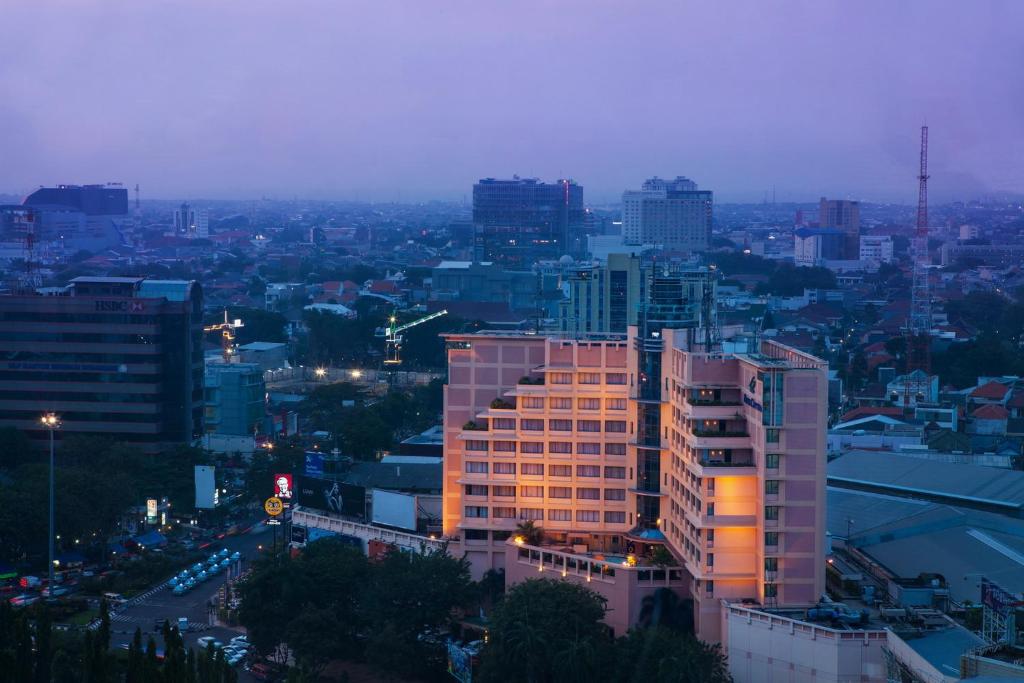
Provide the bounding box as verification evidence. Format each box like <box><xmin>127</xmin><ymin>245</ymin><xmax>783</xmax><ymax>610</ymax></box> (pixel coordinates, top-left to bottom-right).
<box><xmin>174</xmin><ymin>203</ymin><xmax>209</xmax><ymax>238</ymax></box>
<box><xmin>0</xmin><ymin>277</ymin><xmax>204</xmax><ymax>451</ymax></box>
<box><xmin>622</xmin><ymin>176</ymin><xmax>712</xmax><ymax>253</ymax></box>
<box><xmin>559</xmin><ymin>254</ymin><xmax>643</xmax><ymax>335</ymax></box>
<box><xmin>472</xmin><ymin>177</ymin><xmax>584</xmax><ymax>265</ymax></box>
<box><xmin>818</xmin><ymin>198</ymin><xmax>860</xmax><ymax>259</ymax></box>
<box><xmin>8</xmin><ymin>184</ymin><xmax>128</xmax><ymax>251</ymax></box>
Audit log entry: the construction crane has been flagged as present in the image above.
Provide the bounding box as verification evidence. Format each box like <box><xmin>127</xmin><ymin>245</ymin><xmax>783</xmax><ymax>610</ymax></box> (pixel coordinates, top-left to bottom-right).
<box><xmin>381</xmin><ymin>310</ymin><xmax>448</xmax><ymax>365</ymax></box>
<box><xmin>903</xmin><ymin>125</ymin><xmax>932</xmax><ymax>411</ymax></box>
<box><xmin>204</xmin><ymin>310</ymin><xmax>244</xmax><ymax>363</ymax></box>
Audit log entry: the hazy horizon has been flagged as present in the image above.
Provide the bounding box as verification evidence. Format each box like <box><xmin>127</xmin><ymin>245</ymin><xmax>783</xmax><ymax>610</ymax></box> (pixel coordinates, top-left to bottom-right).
<box><xmin>2</xmin><ymin>1</ymin><xmax>1022</xmax><ymax>204</ymax></box>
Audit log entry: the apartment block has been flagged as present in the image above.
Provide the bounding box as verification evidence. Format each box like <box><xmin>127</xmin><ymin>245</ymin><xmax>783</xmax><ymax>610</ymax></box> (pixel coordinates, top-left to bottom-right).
<box><xmin>442</xmin><ymin>326</ymin><xmax>827</xmax><ymax>642</ymax></box>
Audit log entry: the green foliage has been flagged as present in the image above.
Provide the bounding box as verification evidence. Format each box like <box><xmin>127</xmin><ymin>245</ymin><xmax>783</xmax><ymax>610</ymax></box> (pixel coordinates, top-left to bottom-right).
<box><xmin>479</xmin><ymin>579</ymin><xmax>611</xmax><ymax>683</ymax></box>
<box><xmin>932</xmin><ymin>333</ymin><xmax>1024</xmax><ymax>388</ymax></box>
<box><xmin>754</xmin><ymin>264</ymin><xmax>837</xmax><ymax>296</ymax></box>
<box><xmin>610</xmin><ymin>627</ymin><xmax>731</xmax><ymax>683</ymax></box>
<box><xmin>238</xmin><ymin>539</ymin><xmax>473</xmax><ymax>680</ymax></box>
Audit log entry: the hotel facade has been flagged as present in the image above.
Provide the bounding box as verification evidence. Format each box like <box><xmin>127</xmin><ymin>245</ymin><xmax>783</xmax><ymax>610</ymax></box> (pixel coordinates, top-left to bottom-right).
<box><xmin>443</xmin><ymin>327</ymin><xmax>827</xmax><ymax>641</ymax></box>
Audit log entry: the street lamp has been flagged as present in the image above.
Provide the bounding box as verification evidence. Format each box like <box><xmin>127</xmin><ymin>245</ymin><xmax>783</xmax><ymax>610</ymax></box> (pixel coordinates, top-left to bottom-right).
<box><xmin>315</xmin><ymin>367</ymin><xmax>326</xmax><ymax>379</ymax></box>
<box><xmin>40</xmin><ymin>413</ymin><xmax>60</xmax><ymax>589</ymax></box>
<box><xmin>350</xmin><ymin>369</ymin><xmax>362</xmax><ymax>379</ymax></box>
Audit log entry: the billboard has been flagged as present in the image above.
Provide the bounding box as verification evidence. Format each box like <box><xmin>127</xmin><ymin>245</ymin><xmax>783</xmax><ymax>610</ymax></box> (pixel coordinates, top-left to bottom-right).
<box><xmin>305</xmin><ymin>452</ymin><xmax>325</xmax><ymax>477</ymax></box>
<box><xmin>372</xmin><ymin>489</ymin><xmax>417</xmax><ymax>531</ymax></box>
<box><xmin>446</xmin><ymin>641</ymin><xmax>474</xmax><ymax>683</ymax></box>
<box><xmin>297</xmin><ymin>476</ymin><xmax>366</xmax><ymax>520</ymax></box>
<box><xmin>194</xmin><ymin>466</ymin><xmax>216</xmax><ymax>509</ymax></box>
<box><xmin>274</xmin><ymin>473</ymin><xmax>293</xmax><ymax>501</ymax></box>
<box><xmin>146</xmin><ymin>498</ymin><xmax>158</xmax><ymax>524</ymax></box>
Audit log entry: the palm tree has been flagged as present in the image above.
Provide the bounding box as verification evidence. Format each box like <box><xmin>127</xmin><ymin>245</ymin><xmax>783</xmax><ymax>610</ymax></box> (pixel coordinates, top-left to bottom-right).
<box><xmin>514</xmin><ymin>520</ymin><xmax>544</xmax><ymax>546</ymax></box>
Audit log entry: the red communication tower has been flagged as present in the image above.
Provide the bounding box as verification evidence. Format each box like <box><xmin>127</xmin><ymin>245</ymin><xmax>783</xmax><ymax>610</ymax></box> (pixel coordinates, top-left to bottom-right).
<box><xmin>903</xmin><ymin>126</ymin><xmax>932</xmax><ymax>409</ymax></box>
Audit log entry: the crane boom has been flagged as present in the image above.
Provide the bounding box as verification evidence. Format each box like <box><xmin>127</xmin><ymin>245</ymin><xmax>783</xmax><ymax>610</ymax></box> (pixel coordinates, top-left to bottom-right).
<box><xmin>384</xmin><ymin>309</ymin><xmax>448</xmax><ymax>365</ymax></box>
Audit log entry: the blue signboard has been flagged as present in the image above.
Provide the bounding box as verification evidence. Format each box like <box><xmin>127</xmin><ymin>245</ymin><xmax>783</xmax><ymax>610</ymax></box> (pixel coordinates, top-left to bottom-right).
<box><xmin>305</xmin><ymin>452</ymin><xmax>325</xmax><ymax>477</ymax></box>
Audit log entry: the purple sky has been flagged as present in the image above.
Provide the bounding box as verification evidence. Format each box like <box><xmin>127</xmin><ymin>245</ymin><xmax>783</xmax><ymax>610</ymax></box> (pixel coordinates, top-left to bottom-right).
<box><xmin>1</xmin><ymin>1</ymin><xmax>1021</xmax><ymax>203</ymax></box>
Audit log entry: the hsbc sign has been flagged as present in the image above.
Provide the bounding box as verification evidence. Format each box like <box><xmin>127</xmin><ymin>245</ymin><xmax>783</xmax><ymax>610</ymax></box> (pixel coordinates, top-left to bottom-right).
<box><xmin>95</xmin><ymin>300</ymin><xmax>145</xmax><ymax>312</ymax></box>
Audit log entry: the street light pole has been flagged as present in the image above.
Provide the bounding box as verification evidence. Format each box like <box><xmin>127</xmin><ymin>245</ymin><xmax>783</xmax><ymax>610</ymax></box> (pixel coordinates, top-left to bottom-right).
<box><xmin>41</xmin><ymin>413</ymin><xmax>60</xmax><ymax>589</ymax></box>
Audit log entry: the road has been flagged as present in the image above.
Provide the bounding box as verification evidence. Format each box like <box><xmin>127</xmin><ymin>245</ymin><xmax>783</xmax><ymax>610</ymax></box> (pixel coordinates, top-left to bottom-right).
<box><xmin>107</xmin><ymin>520</ymin><xmax>278</xmax><ymax>678</ymax></box>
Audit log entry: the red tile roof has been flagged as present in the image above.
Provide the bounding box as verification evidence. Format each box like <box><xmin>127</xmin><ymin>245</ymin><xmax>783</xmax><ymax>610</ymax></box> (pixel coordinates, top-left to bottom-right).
<box><xmin>972</xmin><ymin>404</ymin><xmax>1009</xmax><ymax>420</ymax></box>
<box><xmin>840</xmin><ymin>406</ymin><xmax>905</xmax><ymax>422</ymax></box>
<box><xmin>970</xmin><ymin>381</ymin><xmax>1010</xmax><ymax>401</ymax></box>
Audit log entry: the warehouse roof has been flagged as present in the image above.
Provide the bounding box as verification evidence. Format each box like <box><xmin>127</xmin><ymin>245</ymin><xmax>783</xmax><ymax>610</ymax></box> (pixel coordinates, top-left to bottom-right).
<box><xmin>827</xmin><ymin>450</ymin><xmax>1024</xmax><ymax>515</ymax></box>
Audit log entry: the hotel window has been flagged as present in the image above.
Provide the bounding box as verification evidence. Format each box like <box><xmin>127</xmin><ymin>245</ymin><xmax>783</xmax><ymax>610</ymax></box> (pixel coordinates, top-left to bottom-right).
<box><xmin>606</xmin><ymin>373</ymin><xmax>627</xmax><ymax>385</ymax></box>
<box><xmin>522</xmin><ymin>396</ymin><xmax>544</xmax><ymax>409</ymax></box>
<box><xmin>493</xmin><ymin>462</ymin><xmax>516</xmax><ymax>475</ymax></box>
<box><xmin>765</xmin><ymin>557</ymin><xmax>778</xmax><ymax>572</ymax></box>
<box><xmin>521</xmin><ymin>463</ymin><xmax>544</xmax><ymax>476</ymax></box>
<box><xmin>549</xmin><ymin>486</ymin><xmax>571</xmax><ymax>499</ymax></box>
<box><xmin>492</xmin><ymin>507</ymin><xmax>516</xmax><ymax>519</ymax></box>
<box><xmin>465</xmin><ymin>461</ymin><xmax>488</xmax><ymax>474</ymax></box>
<box><xmin>576</xmin><ymin>465</ymin><xmax>601</xmax><ymax>478</ymax></box>
<box><xmin>604</xmin><ymin>420</ymin><xmax>627</xmax><ymax>433</ymax></box>
<box><xmin>606</xmin><ymin>398</ymin><xmax>626</xmax><ymax>410</ymax></box>
<box><xmin>464</xmin><ymin>529</ymin><xmax>488</xmax><ymax>540</ymax></box>
<box><xmin>492</xmin><ymin>418</ymin><xmax>515</xmax><ymax>430</ymax></box>
<box><xmin>707</xmin><ymin>553</ymin><xmax>714</xmax><ymax>567</ymax></box>
<box><xmin>706</xmin><ymin>529</ymin><xmax>715</xmax><ymax>543</ymax></box>
<box><xmin>707</xmin><ymin>503</ymin><xmax>715</xmax><ymax>516</ymax></box>
<box><xmin>604</xmin><ymin>511</ymin><xmax>626</xmax><ymax>524</ymax></box>
<box><xmin>604</xmin><ymin>466</ymin><xmax>626</xmax><ymax>479</ymax></box>
<box><xmin>577</xmin><ymin>420</ymin><xmax>601</xmax><ymax>432</ymax></box>
<box><xmin>549</xmin><ymin>441</ymin><xmax>573</xmax><ymax>454</ymax></box>
<box><xmin>766</xmin><ymin>428</ymin><xmax>780</xmax><ymax>443</ymax></box>
<box><xmin>520</xmin><ymin>441</ymin><xmax>544</xmax><ymax>454</ymax></box>
<box><xmin>706</xmin><ymin>580</ymin><xmax>714</xmax><ymax>595</ymax></box>
<box><xmin>576</xmin><ymin>487</ymin><xmax>600</xmax><ymax>500</ymax></box>
<box><xmin>765</xmin><ymin>505</ymin><xmax>780</xmax><ymax>520</ymax></box>
<box><xmin>707</xmin><ymin>478</ymin><xmax>715</xmax><ymax>495</ymax></box>
<box><xmin>766</xmin><ymin>453</ymin><xmax>780</xmax><ymax>470</ymax></box>
<box><xmin>465</xmin><ymin>506</ymin><xmax>488</xmax><ymax>518</ymax></box>
<box><xmin>765</xmin><ymin>583</ymin><xmax>778</xmax><ymax>598</ymax></box>
<box><xmin>578</xmin><ymin>397</ymin><xmax>600</xmax><ymax>410</ymax></box>
<box><xmin>551</xmin><ymin>372</ymin><xmax>573</xmax><ymax>385</ymax></box>
<box><xmin>577</xmin><ymin>442</ymin><xmax>601</xmax><ymax>455</ymax></box>
<box><xmin>765</xmin><ymin>532</ymin><xmax>779</xmax><ymax>547</ymax></box>
<box><xmin>464</xmin><ymin>485</ymin><xmax>488</xmax><ymax>496</ymax></box>
<box><xmin>492</xmin><ymin>485</ymin><xmax>516</xmax><ymax>498</ymax></box>
<box><xmin>520</xmin><ymin>485</ymin><xmax>544</xmax><ymax>498</ymax></box>
<box><xmin>466</xmin><ymin>440</ymin><xmax>488</xmax><ymax>452</ymax></box>
<box><xmin>604</xmin><ymin>488</ymin><xmax>626</xmax><ymax>501</ymax></box>
<box><xmin>550</xmin><ymin>397</ymin><xmax>572</xmax><ymax>409</ymax></box>
<box><xmin>549</xmin><ymin>419</ymin><xmax>573</xmax><ymax>432</ymax></box>
<box><xmin>765</xmin><ymin>480</ymin><xmax>780</xmax><ymax>495</ymax></box>
<box><xmin>579</xmin><ymin>372</ymin><xmax>601</xmax><ymax>385</ymax></box>
<box><xmin>520</xmin><ymin>419</ymin><xmax>544</xmax><ymax>431</ymax></box>
<box><xmin>576</xmin><ymin>510</ymin><xmax>600</xmax><ymax>522</ymax></box>
<box><xmin>548</xmin><ymin>509</ymin><xmax>571</xmax><ymax>521</ymax></box>
<box><xmin>519</xmin><ymin>508</ymin><xmax>544</xmax><ymax>520</ymax></box>
<box><xmin>605</xmin><ymin>443</ymin><xmax>626</xmax><ymax>456</ymax></box>
<box><xmin>549</xmin><ymin>465</ymin><xmax>572</xmax><ymax>477</ymax></box>
<box><xmin>492</xmin><ymin>441</ymin><xmax>516</xmax><ymax>453</ymax></box>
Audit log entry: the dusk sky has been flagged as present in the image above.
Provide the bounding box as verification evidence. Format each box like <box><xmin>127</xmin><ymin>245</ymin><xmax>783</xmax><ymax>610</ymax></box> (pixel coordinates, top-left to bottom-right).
<box><xmin>1</xmin><ymin>1</ymin><xmax>1021</xmax><ymax>204</ymax></box>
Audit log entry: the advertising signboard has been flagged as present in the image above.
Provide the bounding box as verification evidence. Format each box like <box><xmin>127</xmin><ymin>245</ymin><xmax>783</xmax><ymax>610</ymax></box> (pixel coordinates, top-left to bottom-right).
<box><xmin>297</xmin><ymin>476</ymin><xmax>366</xmax><ymax>520</ymax></box>
<box><xmin>194</xmin><ymin>466</ymin><xmax>216</xmax><ymax>509</ymax></box>
<box><xmin>446</xmin><ymin>641</ymin><xmax>473</xmax><ymax>683</ymax></box>
<box><xmin>146</xmin><ymin>498</ymin><xmax>158</xmax><ymax>524</ymax></box>
<box><xmin>304</xmin><ymin>452</ymin><xmax>325</xmax><ymax>477</ymax></box>
<box><xmin>371</xmin><ymin>489</ymin><xmax>417</xmax><ymax>531</ymax></box>
<box><xmin>274</xmin><ymin>473</ymin><xmax>293</xmax><ymax>501</ymax></box>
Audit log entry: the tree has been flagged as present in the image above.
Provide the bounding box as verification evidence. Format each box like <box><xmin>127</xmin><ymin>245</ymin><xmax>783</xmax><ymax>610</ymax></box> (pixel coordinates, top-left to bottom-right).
<box><xmin>126</xmin><ymin>628</ymin><xmax>144</xmax><ymax>683</ymax></box>
<box><xmin>33</xmin><ymin>607</ymin><xmax>51</xmax><ymax>683</ymax></box>
<box><xmin>285</xmin><ymin>608</ymin><xmax>344</xmax><ymax>678</ymax></box>
<box><xmin>610</xmin><ymin>627</ymin><xmax>731</xmax><ymax>683</ymax></box>
<box><xmin>479</xmin><ymin>579</ymin><xmax>611</xmax><ymax>683</ymax></box>
<box><xmin>514</xmin><ymin>520</ymin><xmax>544</xmax><ymax>545</ymax></box>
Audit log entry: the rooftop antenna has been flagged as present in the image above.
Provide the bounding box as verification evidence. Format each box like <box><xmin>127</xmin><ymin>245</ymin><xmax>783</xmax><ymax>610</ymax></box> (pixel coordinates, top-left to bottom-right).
<box><xmin>904</xmin><ymin>125</ymin><xmax>932</xmax><ymax>411</ymax></box>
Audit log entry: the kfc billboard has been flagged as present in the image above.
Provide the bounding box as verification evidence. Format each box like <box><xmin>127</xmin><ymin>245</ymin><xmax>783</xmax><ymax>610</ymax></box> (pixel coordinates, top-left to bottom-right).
<box><xmin>274</xmin><ymin>473</ymin><xmax>293</xmax><ymax>500</ymax></box>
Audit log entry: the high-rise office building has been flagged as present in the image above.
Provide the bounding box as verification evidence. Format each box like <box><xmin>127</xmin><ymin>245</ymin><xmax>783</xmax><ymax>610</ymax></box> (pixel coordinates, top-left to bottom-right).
<box><xmin>0</xmin><ymin>277</ymin><xmax>205</xmax><ymax>451</ymax></box>
<box><xmin>174</xmin><ymin>203</ymin><xmax>209</xmax><ymax>239</ymax></box>
<box><xmin>3</xmin><ymin>184</ymin><xmax>128</xmax><ymax>251</ymax></box>
<box><xmin>558</xmin><ymin>254</ymin><xmax>644</xmax><ymax>336</ymax></box>
<box><xmin>472</xmin><ymin>177</ymin><xmax>584</xmax><ymax>265</ymax></box>
<box><xmin>622</xmin><ymin>176</ymin><xmax>712</xmax><ymax>253</ymax></box>
<box><xmin>204</xmin><ymin>362</ymin><xmax>265</xmax><ymax>437</ymax></box>
<box><xmin>818</xmin><ymin>198</ymin><xmax>860</xmax><ymax>260</ymax></box>
<box><xmin>442</xmin><ymin>275</ymin><xmax>826</xmax><ymax>640</ymax></box>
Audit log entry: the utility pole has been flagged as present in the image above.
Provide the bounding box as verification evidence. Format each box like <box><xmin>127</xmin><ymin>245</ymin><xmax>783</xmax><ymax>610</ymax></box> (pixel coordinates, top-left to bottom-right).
<box><xmin>41</xmin><ymin>413</ymin><xmax>60</xmax><ymax>588</ymax></box>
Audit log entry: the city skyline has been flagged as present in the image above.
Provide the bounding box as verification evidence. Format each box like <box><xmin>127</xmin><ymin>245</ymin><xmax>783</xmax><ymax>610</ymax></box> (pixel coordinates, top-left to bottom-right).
<box><xmin>2</xmin><ymin>1</ymin><xmax>1022</xmax><ymax>204</ymax></box>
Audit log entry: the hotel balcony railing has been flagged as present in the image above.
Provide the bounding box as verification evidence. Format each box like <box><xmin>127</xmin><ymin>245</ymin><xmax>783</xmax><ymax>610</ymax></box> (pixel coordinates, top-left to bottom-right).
<box><xmin>691</xmin><ymin>429</ymin><xmax>749</xmax><ymax>438</ymax></box>
<box><xmin>698</xmin><ymin>457</ymin><xmax>755</xmax><ymax>468</ymax></box>
<box><xmin>685</xmin><ymin>396</ymin><xmax>742</xmax><ymax>407</ymax></box>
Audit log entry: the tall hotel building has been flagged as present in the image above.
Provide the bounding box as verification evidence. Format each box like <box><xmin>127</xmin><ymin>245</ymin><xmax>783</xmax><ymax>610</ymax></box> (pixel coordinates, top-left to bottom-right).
<box><xmin>0</xmin><ymin>277</ymin><xmax>204</xmax><ymax>451</ymax></box>
<box><xmin>443</xmin><ymin>272</ymin><xmax>826</xmax><ymax>640</ymax></box>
